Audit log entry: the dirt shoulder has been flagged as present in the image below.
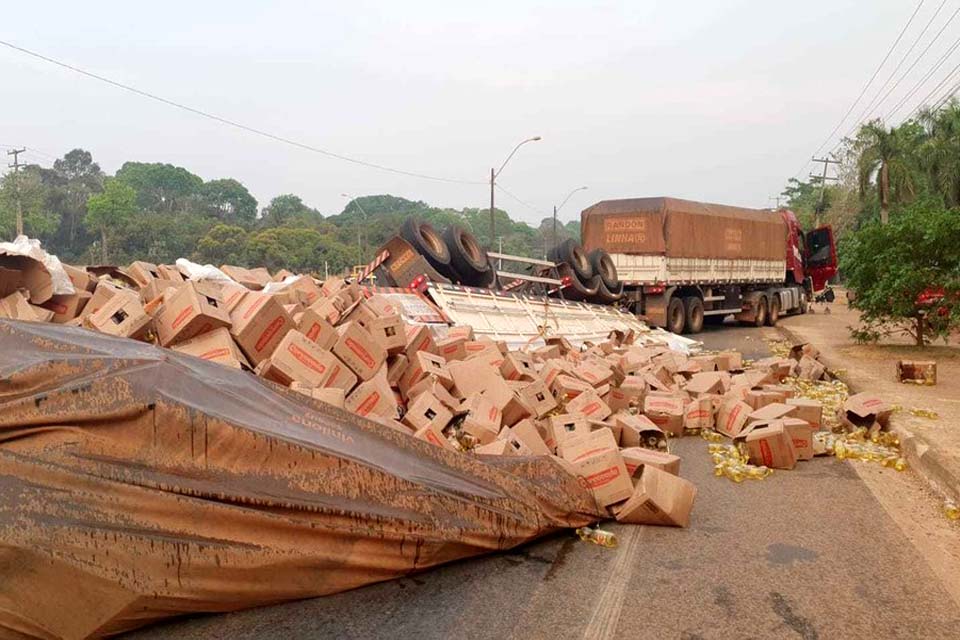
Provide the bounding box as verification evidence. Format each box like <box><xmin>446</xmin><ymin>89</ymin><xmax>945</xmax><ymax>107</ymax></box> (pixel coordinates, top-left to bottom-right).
<box><xmin>778</xmin><ymin>293</ymin><xmax>960</xmax><ymax>503</ymax></box>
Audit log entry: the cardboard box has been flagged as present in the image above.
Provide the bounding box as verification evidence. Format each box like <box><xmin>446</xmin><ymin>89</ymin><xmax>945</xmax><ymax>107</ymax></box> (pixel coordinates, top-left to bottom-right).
<box><xmin>333</xmin><ymin>321</ymin><xmax>387</xmax><ymax>382</ymax></box>
<box><xmin>436</xmin><ymin>335</ymin><xmax>467</xmax><ymax>361</ymax></box>
<box><xmin>220</xmin><ymin>265</ymin><xmax>267</xmax><ymax>290</ymax></box>
<box><xmin>558</xmin><ymin>427</ymin><xmax>619</xmax><ymax>462</ymax></box>
<box><xmin>407</xmin><ymin>378</ymin><xmax>462</xmax><ymax>412</ymax></box>
<box><xmin>140</xmin><ymin>278</ymin><xmax>180</xmax><ymax>304</ymax></box>
<box><xmin>263</xmin><ymin>330</ymin><xmax>350</xmax><ymax>388</ymax></box>
<box><xmin>308</xmin><ymin>297</ymin><xmax>344</xmax><ymax>326</ymax></box>
<box><xmin>83</xmin><ymin>280</ymin><xmax>139</xmax><ymax>318</ymax></box>
<box><xmin>127</xmin><ymin>260</ymin><xmax>162</xmax><ymax>286</ymax></box>
<box><xmin>782</xmin><ymin>418</ymin><xmax>815</xmax><ymax>460</ymax></box>
<box><xmin>84</xmin><ymin>293</ymin><xmax>153</xmax><ymax>339</ymax></box>
<box><xmin>404</xmin><ymin>324</ymin><xmax>436</xmax><ymax>359</ymax></box>
<box><xmin>461</xmin><ymin>393</ymin><xmax>502</xmax><ymax>444</ymax></box>
<box><xmin>615</xmin><ymin>413</ymin><xmax>665</xmax><ymax>449</ymax></box>
<box><xmin>365</xmin><ymin>314</ymin><xmax>406</xmax><ymax>355</ymax></box>
<box><xmin>386</xmin><ymin>354</ymin><xmax>408</xmax><ymax>387</ymax></box>
<box><xmin>157</xmin><ymin>264</ymin><xmax>184</xmax><ymax>282</ymax></box>
<box><xmin>532</xmin><ymin>344</ymin><xmax>561</xmax><ymax>361</ymax></box>
<box><xmin>345</xmin><ymin>370</ymin><xmax>399</xmax><ymax>419</ymax></box>
<box><xmin>62</xmin><ymin>264</ymin><xmax>98</xmax><ymax>293</ymax></box>
<box><xmin>614</xmin><ymin>466</ymin><xmax>697</xmax><ymax>527</ymax></box>
<box><xmin>500</xmin><ymin>352</ymin><xmax>537</xmax><ymax>381</ymax></box>
<box><xmin>608</xmin><ymin>377</ymin><xmax>645</xmax><ymax>411</ymax></box>
<box><xmin>786</xmin><ymin>397</ymin><xmax>822</xmax><ymax>428</ymax></box>
<box><xmin>643</xmin><ymin>395</ymin><xmax>685</xmax><ymax>436</ymax></box>
<box><xmin>797</xmin><ymin>354</ymin><xmax>825</xmax><ymax>381</ymax></box>
<box><xmin>29</xmin><ymin>304</ymin><xmax>55</xmax><ymax>322</ymax></box>
<box><xmin>403</xmin><ymin>391</ymin><xmax>454</xmax><ymax>433</ymax></box>
<box><xmin>897</xmin><ymin>360</ymin><xmax>937</xmax><ymax>385</ymax></box>
<box><xmin>286</xmin><ymin>275</ymin><xmax>323</xmax><ymax>307</ymax></box>
<box><xmin>464</xmin><ymin>344</ymin><xmax>504</xmax><ymax>369</ymax></box>
<box><xmin>716</xmin><ymin>399</ymin><xmax>752</xmax><ymax>438</ymax></box>
<box><xmin>297</xmin><ymin>309</ymin><xmax>338</xmax><ymax>350</ymax></box>
<box><xmin>414</xmin><ymin>423</ymin><xmax>455</xmax><ymax>450</ymax></box>
<box><xmin>538</xmin><ymin>360</ymin><xmax>569</xmax><ymax>389</ymax></box>
<box><xmin>789</xmin><ymin>342</ymin><xmax>820</xmax><ymax>362</ymax></box>
<box><xmin>220</xmin><ymin>282</ymin><xmax>250</xmax><ymax>313</ymax></box>
<box><xmin>573</xmin><ymin>362</ymin><xmax>614</xmax><ymax>387</ymax></box>
<box><xmin>400</xmin><ymin>351</ymin><xmax>453</xmax><ymax>396</ymax></box>
<box><xmin>551</xmin><ymin>374</ymin><xmax>592</xmax><ymax>402</ymax></box>
<box><xmin>517</xmin><ymin>379</ymin><xmax>557</xmax><ymax>418</ymax></box>
<box><xmin>447</xmin><ymin>325</ymin><xmax>474</xmax><ymax>341</ymax></box>
<box><xmin>747</xmin><ymin>402</ymin><xmax>797</xmax><ymax>424</ymax></box>
<box><xmin>744</xmin><ymin>421</ymin><xmax>798</xmax><ymax>469</ymax></box>
<box><xmin>0</xmin><ymin>291</ymin><xmax>45</xmax><ymax>320</ymax></box>
<box><xmin>683</xmin><ymin>396</ymin><xmax>714</xmax><ymax>431</ymax></box>
<box><xmin>290</xmin><ymin>384</ymin><xmax>345</xmax><ymax>407</ymax></box>
<box><xmin>571</xmin><ymin>448</ymin><xmax>633</xmax><ymax>508</ymax></box>
<box><xmin>566</xmin><ymin>389</ymin><xmax>612</xmax><ymax>421</ymax></box>
<box><xmin>620</xmin><ymin>447</ymin><xmax>682</xmax><ymax>477</ymax></box>
<box><xmin>447</xmin><ymin>360</ymin><xmax>514</xmax><ymax>410</ymax></box>
<box><xmin>229</xmin><ymin>293</ymin><xmax>294</xmax><ymax>366</ymax></box>
<box><xmin>714</xmin><ymin>351</ymin><xmax>743</xmax><ymax>371</ymax></box>
<box><xmin>155</xmin><ymin>281</ymin><xmax>231</xmax><ymax>347</ymax></box>
<box><xmin>172</xmin><ymin>327</ymin><xmax>250</xmax><ymax>370</ymax></box>
<box><xmin>841</xmin><ymin>392</ymin><xmax>893</xmax><ymax>430</ymax></box>
<box><xmin>684</xmin><ymin>371</ymin><xmax>724</xmax><ymax>396</ymax></box>
<box><xmin>38</xmin><ymin>290</ymin><xmax>91</xmax><ymax>323</ymax></box>
<box><xmin>546</xmin><ymin>413</ymin><xmax>590</xmax><ymax>451</ymax></box>
<box><xmin>506</xmin><ymin>419</ymin><xmax>551</xmax><ymax>456</ymax></box>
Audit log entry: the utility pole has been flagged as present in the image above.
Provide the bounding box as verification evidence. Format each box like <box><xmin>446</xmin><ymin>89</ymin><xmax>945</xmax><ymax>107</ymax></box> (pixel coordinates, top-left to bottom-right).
<box><xmin>552</xmin><ymin>205</ymin><xmax>557</xmax><ymax>252</ymax></box>
<box><xmin>810</xmin><ymin>156</ymin><xmax>841</xmax><ymax>226</ymax></box>
<box><xmin>489</xmin><ymin>167</ymin><xmax>495</xmax><ymax>247</ymax></box>
<box><xmin>768</xmin><ymin>195</ymin><xmax>782</xmax><ymax>209</ymax></box>
<box><xmin>7</xmin><ymin>148</ymin><xmax>26</xmax><ymax>237</ymax></box>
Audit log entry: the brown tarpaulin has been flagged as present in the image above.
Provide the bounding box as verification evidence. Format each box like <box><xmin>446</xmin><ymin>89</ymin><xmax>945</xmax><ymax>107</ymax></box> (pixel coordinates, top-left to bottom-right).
<box><xmin>581</xmin><ymin>197</ymin><xmax>787</xmax><ymax>261</ymax></box>
<box><xmin>0</xmin><ymin>320</ymin><xmax>599</xmax><ymax>640</ymax></box>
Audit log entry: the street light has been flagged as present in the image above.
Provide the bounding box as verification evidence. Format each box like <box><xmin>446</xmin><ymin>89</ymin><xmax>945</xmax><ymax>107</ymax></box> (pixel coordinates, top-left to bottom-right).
<box><xmin>553</xmin><ymin>186</ymin><xmax>588</xmax><ymax>251</ymax></box>
<box><xmin>490</xmin><ymin>136</ymin><xmax>541</xmax><ymax>245</ymax></box>
<box><xmin>340</xmin><ymin>193</ymin><xmax>368</xmax><ymax>264</ymax></box>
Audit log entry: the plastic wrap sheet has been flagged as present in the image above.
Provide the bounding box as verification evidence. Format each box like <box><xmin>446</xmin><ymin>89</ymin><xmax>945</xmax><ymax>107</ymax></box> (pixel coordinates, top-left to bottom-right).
<box><xmin>0</xmin><ymin>320</ymin><xmax>599</xmax><ymax>640</ymax></box>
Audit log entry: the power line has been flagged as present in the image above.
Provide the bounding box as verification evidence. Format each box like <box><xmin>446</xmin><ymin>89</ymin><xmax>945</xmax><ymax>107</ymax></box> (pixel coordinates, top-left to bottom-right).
<box><xmin>902</xmin><ymin>55</ymin><xmax>960</xmax><ymax>119</ymax></box>
<box><xmin>854</xmin><ymin>0</ymin><xmax>951</xmax><ymax>124</ymax></box>
<box><xmin>851</xmin><ymin>2</ymin><xmax>960</xmax><ymax>129</ymax></box>
<box><xmin>0</xmin><ymin>39</ymin><xmax>485</xmax><ymax>186</ymax></box>
<box><xmin>885</xmin><ymin>32</ymin><xmax>960</xmax><ymax>120</ymax></box>
<box><xmin>801</xmin><ymin>0</ymin><xmax>925</xmax><ymax>173</ymax></box>
<box><xmin>494</xmin><ymin>184</ymin><xmax>549</xmax><ymax>217</ymax></box>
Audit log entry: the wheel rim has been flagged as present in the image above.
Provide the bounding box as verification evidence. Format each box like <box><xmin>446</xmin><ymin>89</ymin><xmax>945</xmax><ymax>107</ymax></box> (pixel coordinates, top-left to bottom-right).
<box><xmin>670</xmin><ymin>304</ymin><xmax>683</xmax><ymax>331</ymax></box>
<box><xmin>460</xmin><ymin>231</ymin><xmax>484</xmax><ymax>266</ymax></box>
<box><xmin>573</xmin><ymin>246</ymin><xmax>590</xmax><ymax>273</ymax></box>
<box><xmin>421</xmin><ymin>225</ymin><xmax>445</xmax><ymax>256</ymax></box>
<box><xmin>601</xmin><ymin>255</ymin><xmax>616</xmax><ymax>281</ymax></box>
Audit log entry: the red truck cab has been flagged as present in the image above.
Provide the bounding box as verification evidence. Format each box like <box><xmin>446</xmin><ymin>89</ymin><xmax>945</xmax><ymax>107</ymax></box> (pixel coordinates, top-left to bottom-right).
<box><xmin>781</xmin><ymin>209</ymin><xmax>837</xmax><ymax>293</ymax></box>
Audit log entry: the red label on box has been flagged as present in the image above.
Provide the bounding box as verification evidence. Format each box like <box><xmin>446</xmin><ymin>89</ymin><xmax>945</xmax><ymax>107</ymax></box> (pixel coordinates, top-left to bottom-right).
<box><xmin>582</xmin><ymin>402</ymin><xmax>601</xmax><ymax>416</ymax></box>
<box><xmin>255</xmin><ymin>316</ymin><xmax>284</xmax><ymax>352</ymax></box>
<box><xmin>357</xmin><ymin>392</ymin><xmax>380</xmax><ymax>416</ymax></box>
<box><xmin>759</xmin><ymin>439</ymin><xmax>773</xmax><ymax>466</ymax></box>
<box><xmin>346</xmin><ymin>337</ymin><xmax>375</xmax><ymax>368</ymax></box>
<box><xmin>724</xmin><ymin>404</ymin><xmax>744</xmax><ymax>430</ymax></box>
<box><xmin>171</xmin><ymin>306</ymin><xmax>193</xmax><ymax>330</ymax></box>
<box><xmin>326</xmin><ymin>364</ymin><xmax>343</xmax><ymax>388</ymax></box>
<box><xmin>199</xmin><ymin>348</ymin><xmax>230</xmax><ymax>360</ymax></box>
<box><xmin>306</xmin><ymin>323</ymin><xmax>321</xmax><ymax>340</ymax></box>
<box><xmin>289</xmin><ymin>343</ymin><xmax>326</xmax><ymax>374</ymax></box>
<box><xmin>585</xmin><ymin>465</ymin><xmax>621</xmax><ymax>488</ymax></box>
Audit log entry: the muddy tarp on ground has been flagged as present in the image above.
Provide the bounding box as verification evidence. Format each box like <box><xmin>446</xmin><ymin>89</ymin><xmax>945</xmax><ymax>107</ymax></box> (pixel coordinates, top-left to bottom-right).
<box><xmin>0</xmin><ymin>320</ymin><xmax>600</xmax><ymax>640</ymax></box>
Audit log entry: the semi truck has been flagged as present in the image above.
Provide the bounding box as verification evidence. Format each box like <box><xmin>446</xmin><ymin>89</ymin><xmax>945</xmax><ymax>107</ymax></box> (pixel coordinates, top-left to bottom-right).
<box><xmin>580</xmin><ymin>197</ymin><xmax>838</xmax><ymax>333</ymax></box>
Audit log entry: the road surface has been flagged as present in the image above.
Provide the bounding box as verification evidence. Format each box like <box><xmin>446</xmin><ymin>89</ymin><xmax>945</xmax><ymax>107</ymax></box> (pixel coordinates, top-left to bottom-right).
<box><xmin>126</xmin><ymin>323</ymin><xmax>960</xmax><ymax>640</ymax></box>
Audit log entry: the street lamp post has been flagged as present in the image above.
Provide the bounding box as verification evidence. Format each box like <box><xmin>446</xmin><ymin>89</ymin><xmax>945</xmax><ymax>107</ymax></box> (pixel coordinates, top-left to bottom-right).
<box><xmin>490</xmin><ymin>136</ymin><xmax>541</xmax><ymax>245</ymax></box>
<box><xmin>340</xmin><ymin>193</ymin><xmax>369</xmax><ymax>265</ymax></box>
<box><xmin>553</xmin><ymin>186</ymin><xmax>588</xmax><ymax>251</ymax></box>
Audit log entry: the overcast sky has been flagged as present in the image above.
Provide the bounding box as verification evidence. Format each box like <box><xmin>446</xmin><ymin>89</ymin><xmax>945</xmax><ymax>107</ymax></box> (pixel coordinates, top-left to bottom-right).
<box><xmin>0</xmin><ymin>1</ymin><xmax>942</xmax><ymax>224</ymax></box>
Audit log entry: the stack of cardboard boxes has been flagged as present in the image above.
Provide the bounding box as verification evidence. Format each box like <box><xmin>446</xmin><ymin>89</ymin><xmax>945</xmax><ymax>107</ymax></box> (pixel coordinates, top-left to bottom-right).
<box><xmin>1</xmin><ymin>256</ymin><xmax>871</xmax><ymax>531</ymax></box>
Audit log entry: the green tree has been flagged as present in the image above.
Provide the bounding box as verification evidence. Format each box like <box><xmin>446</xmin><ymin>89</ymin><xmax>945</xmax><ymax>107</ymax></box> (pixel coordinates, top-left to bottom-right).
<box><xmin>0</xmin><ymin>166</ymin><xmax>59</xmax><ymax>239</ymax></box>
<box><xmin>116</xmin><ymin>162</ymin><xmax>203</xmax><ymax>213</ymax></box>
<box><xmin>52</xmin><ymin>149</ymin><xmax>104</xmax><ymax>248</ymax></box>
<box><xmin>853</xmin><ymin>119</ymin><xmax>924</xmax><ymax>224</ymax></box>
<box><xmin>841</xmin><ymin>201</ymin><xmax>960</xmax><ymax>346</ymax></box>
<box><xmin>195</xmin><ymin>224</ymin><xmax>249</xmax><ymax>265</ymax></box>
<box><xmin>261</xmin><ymin>194</ymin><xmax>321</xmax><ymax>226</ymax></box>
<box><xmin>200</xmin><ymin>178</ymin><xmax>257</xmax><ymax>222</ymax></box>
<box><xmin>917</xmin><ymin>100</ymin><xmax>960</xmax><ymax>207</ymax></box>
<box><xmin>85</xmin><ymin>179</ymin><xmax>137</xmax><ymax>262</ymax></box>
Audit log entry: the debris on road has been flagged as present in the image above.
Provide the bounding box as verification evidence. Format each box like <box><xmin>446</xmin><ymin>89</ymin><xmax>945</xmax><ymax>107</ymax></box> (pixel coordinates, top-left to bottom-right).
<box><xmin>897</xmin><ymin>359</ymin><xmax>937</xmax><ymax>385</ymax></box>
<box><xmin>576</xmin><ymin>525</ymin><xmax>619</xmax><ymax>548</ymax></box>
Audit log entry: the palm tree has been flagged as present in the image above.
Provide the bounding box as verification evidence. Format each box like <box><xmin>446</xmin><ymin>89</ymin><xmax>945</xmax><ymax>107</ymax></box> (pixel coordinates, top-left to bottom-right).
<box><xmin>917</xmin><ymin>100</ymin><xmax>960</xmax><ymax>207</ymax></box>
<box><xmin>854</xmin><ymin>119</ymin><xmax>920</xmax><ymax>224</ymax></box>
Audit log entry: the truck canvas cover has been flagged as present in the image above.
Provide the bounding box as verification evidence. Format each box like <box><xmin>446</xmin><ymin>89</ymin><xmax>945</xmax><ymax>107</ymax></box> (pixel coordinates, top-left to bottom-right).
<box><xmin>0</xmin><ymin>320</ymin><xmax>599</xmax><ymax>639</ymax></box>
<box><xmin>581</xmin><ymin>197</ymin><xmax>787</xmax><ymax>262</ymax></box>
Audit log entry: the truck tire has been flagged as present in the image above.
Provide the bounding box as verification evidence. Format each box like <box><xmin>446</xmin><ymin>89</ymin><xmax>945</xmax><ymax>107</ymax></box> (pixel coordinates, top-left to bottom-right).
<box><xmin>588</xmin><ymin>249</ymin><xmax>619</xmax><ymax>291</ymax></box>
<box><xmin>400</xmin><ymin>219</ymin><xmax>451</xmax><ymax>275</ymax></box>
<box><xmin>555</xmin><ymin>239</ymin><xmax>593</xmax><ymax>283</ymax></box>
<box><xmin>475</xmin><ymin>258</ymin><xmax>499</xmax><ymax>289</ymax></box>
<box><xmin>799</xmin><ymin>292</ymin><xmax>809</xmax><ymax>314</ymax></box>
<box><xmin>752</xmin><ymin>296</ymin><xmax>768</xmax><ymax>327</ymax></box>
<box><xmin>443</xmin><ymin>225</ymin><xmax>490</xmax><ymax>284</ymax></box>
<box><xmin>591</xmin><ymin>279</ymin><xmax>624</xmax><ymax>305</ymax></box>
<box><xmin>683</xmin><ymin>296</ymin><xmax>704</xmax><ymax>334</ymax></box>
<box><xmin>666</xmin><ymin>297</ymin><xmax>685</xmax><ymax>334</ymax></box>
<box><xmin>766</xmin><ymin>295</ymin><xmax>781</xmax><ymax>326</ymax></box>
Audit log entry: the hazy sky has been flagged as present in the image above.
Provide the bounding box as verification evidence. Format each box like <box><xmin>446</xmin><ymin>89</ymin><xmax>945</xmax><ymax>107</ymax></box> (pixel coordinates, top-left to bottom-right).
<box><xmin>0</xmin><ymin>1</ymin><xmax>941</xmax><ymax>224</ymax></box>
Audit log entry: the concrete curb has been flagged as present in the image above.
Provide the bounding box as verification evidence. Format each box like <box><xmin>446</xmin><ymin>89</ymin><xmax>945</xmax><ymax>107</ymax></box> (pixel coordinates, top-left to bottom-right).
<box><xmin>776</xmin><ymin>324</ymin><xmax>959</xmax><ymax>503</ymax></box>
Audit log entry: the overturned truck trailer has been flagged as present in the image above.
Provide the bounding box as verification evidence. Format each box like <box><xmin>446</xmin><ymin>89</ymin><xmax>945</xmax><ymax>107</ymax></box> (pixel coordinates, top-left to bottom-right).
<box><xmin>0</xmin><ymin>320</ymin><xmax>598</xmax><ymax>639</ymax></box>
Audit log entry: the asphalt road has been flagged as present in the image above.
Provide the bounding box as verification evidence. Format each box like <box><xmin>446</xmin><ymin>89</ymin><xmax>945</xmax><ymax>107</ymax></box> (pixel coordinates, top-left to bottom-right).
<box><xmin>126</xmin><ymin>323</ymin><xmax>960</xmax><ymax>640</ymax></box>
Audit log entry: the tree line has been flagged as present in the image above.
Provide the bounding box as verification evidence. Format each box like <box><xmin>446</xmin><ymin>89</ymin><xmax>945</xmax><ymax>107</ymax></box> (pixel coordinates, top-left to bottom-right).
<box><xmin>0</xmin><ymin>150</ymin><xmax>580</xmax><ymax>274</ymax></box>
<box><xmin>783</xmin><ymin>100</ymin><xmax>960</xmax><ymax>345</ymax></box>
